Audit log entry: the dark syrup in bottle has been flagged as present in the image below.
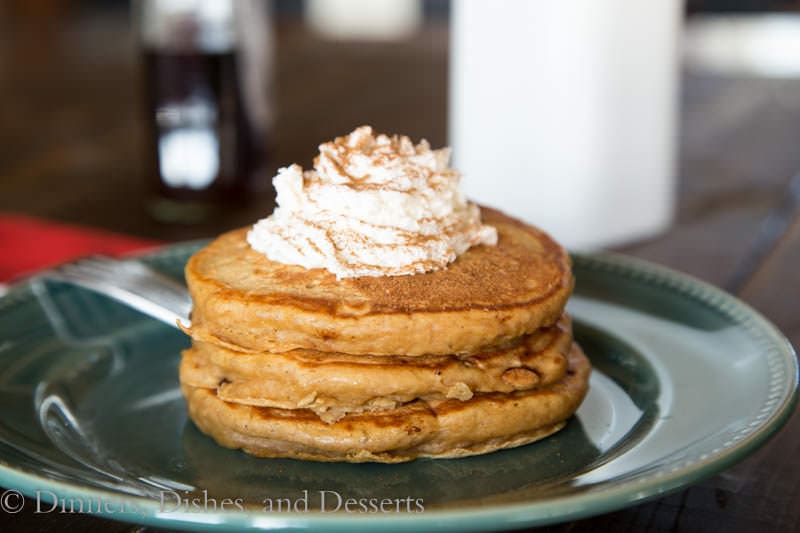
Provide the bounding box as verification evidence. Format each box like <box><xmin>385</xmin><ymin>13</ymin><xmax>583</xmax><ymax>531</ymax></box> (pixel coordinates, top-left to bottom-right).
<box><xmin>142</xmin><ymin>49</ymin><xmax>269</xmax><ymax>221</ymax></box>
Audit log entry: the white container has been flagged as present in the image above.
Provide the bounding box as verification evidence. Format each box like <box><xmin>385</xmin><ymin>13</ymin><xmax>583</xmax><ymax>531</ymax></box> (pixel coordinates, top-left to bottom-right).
<box><xmin>306</xmin><ymin>0</ymin><xmax>421</xmax><ymax>40</ymax></box>
<box><xmin>449</xmin><ymin>0</ymin><xmax>683</xmax><ymax>250</ymax></box>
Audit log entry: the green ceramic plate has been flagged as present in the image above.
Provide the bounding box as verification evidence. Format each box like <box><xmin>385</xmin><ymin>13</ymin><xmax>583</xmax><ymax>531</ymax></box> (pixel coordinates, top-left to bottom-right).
<box><xmin>0</xmin><ymin>245</ymin><xmax>796</xmax><ymax>532</ymax></box>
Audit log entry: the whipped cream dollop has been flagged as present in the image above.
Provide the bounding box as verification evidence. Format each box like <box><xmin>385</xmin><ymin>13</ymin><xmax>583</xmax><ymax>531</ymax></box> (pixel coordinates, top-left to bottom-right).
<box><xmin>247</xmin><ymin>126</ymin><xmax>497</xmax><ymax>278</ymax></box>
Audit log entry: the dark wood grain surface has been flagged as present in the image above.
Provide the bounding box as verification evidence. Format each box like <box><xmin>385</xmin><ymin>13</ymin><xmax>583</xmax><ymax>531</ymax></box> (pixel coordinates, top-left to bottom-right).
<box><xmin>0</xmin><ymin>10</ymin><xmax>798</xmax><ymax>533</ymax></box>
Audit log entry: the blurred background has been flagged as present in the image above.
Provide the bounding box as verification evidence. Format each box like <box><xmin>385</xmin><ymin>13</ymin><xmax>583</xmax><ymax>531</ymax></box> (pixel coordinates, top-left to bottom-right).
<box><xmin>1</xmin><ymin>0</ymin><xmax>800</xmax><ymax>287</ymax></box>
<box><xmin>1</xmin><ymin>2</ymin><xmax>800</xmax><ymax>532</ymax></box>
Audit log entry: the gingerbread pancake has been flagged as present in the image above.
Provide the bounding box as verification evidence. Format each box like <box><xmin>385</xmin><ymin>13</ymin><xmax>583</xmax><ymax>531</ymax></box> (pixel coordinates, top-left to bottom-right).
<box><xmin>181</xmin><ymin>343</ymin><xmax>590</xmax><ymax>463</ymax></box>
<box><xmin>180</xmin><ymin>316</ymin><xmax>572</xmax><ymax>422</ymax></box>
<box><xmin>184</xmin><ymin>208</ymin><xmax>573</xmax><ymax>356</ymax></box>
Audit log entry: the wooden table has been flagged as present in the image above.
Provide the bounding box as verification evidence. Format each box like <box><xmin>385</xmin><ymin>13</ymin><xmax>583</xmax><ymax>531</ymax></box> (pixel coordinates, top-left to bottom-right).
<box><xmin>0</xmin><ymin>10</ymin><xmax>798</xmax><ymax>533</ymax></box>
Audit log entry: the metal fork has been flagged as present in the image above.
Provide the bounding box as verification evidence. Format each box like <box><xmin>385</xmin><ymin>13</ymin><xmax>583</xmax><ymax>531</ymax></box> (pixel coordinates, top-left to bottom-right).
<box><xmin>38</xmin><ymin>256</ymin><xmax>191</xmax><ymax>328</ymax></box>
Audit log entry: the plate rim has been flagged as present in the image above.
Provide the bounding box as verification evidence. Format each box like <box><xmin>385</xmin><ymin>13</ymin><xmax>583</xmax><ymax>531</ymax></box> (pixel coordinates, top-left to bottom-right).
<box><xmin>0</xmin><ymin>248</ymin><xmax>796</xmax><ymax>531</ymax></box>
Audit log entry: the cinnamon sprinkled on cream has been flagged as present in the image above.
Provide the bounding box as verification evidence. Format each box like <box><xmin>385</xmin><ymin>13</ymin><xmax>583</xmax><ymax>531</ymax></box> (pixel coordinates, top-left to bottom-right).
<box><xmin>247</xmin><ymin>126</ymin><xmax>497</xmax><ymax>278</ymax></box>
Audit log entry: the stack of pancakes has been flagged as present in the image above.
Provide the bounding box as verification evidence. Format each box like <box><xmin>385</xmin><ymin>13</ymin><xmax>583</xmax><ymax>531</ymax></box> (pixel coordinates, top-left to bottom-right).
<box><xmin>180</xmin><ymin>209</ymin><xmax>590</xmax><ymax>463</ymax></box>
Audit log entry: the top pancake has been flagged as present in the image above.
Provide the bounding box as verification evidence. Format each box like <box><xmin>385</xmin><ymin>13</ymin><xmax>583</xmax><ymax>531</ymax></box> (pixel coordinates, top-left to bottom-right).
<box><xmin>185</xmin><ymin>208</ymin><xmax>573</xmax><ymax>356</ymax></box>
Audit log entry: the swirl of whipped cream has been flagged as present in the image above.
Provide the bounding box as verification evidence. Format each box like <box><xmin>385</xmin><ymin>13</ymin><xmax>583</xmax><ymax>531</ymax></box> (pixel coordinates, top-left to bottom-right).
<box><xmin>247</xmin><ymin>126</ymin><xmax>497</xmax><ymax>278</ymax></box>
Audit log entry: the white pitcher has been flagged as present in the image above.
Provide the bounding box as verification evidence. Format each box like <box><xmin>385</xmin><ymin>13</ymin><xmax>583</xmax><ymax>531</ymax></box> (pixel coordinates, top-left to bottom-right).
<box><xmin>450</xmin><ymin>0</ymin><xmax>683</xmax><ymax>250</ymax></box>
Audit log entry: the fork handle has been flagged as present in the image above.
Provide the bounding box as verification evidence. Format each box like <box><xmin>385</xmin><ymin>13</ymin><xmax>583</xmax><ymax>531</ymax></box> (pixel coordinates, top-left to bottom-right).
<box><xmin>42</xmin><ymin>266</ymin><xmax>191</xmax><ymax>328</ymax></box>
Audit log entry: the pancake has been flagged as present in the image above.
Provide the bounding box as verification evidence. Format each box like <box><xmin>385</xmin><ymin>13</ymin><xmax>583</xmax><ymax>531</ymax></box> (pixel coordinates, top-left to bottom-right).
<box><xmin>180</xmin><ymin>316</ymin><xmax>572</xmax><ymax>422</ymax></box>
<box><xmin>184</xmin><ymin>208</ymin><xmax>573</xmax><ymax>356</ymax></box>
<box><xmin>181</xmin><ymin>342</ymin><xmax>590</xmax><ymax>463</ymax></box>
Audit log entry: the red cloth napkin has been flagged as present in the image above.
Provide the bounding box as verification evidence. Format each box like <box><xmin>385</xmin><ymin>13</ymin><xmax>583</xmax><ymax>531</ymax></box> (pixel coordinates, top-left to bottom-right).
<box><xmin>0</xmin><ymin>214</ymin><xmax>161</xmax><ymax>282</ymax></box>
